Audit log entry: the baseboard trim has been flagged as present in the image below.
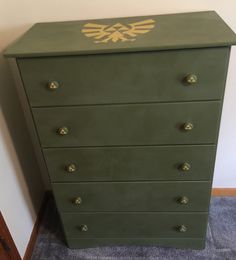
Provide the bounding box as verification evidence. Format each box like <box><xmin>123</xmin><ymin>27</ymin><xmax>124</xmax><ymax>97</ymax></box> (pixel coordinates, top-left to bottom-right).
<box><xmin>23</xmin><ymin>191</ymin><xmax>51</xmax><ymax>260</ymax></box>
<box><xmin>212</xmin><ymin>188</ymin><xmax>236</xmax><ymax>196</ymax></box>
<box><xmin>0</xmin><ymin>211</ymin><xmax>21</xmax><ymax>260</ymax></box>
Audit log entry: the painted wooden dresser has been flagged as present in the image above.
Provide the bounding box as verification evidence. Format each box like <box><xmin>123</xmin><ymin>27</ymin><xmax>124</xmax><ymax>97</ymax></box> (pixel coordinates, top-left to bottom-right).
<box><xmin>4</xmin><ymin>11</ymin><xmax>236</xmax><ymax>249</ymax></box>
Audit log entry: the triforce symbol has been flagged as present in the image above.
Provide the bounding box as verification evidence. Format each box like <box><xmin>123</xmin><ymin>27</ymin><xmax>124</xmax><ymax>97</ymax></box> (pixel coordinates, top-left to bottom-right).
<box><xmin>81</xmin><ymin>19</ymin><xmax>155</xmax><ymax>43</ymax></box>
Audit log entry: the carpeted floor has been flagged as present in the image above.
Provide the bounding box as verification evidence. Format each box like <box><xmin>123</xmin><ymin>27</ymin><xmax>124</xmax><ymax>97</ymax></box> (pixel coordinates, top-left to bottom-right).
<box><xmin>31</xmin><ymin>197</ymin><xmax>236</xmax><ymax>260</ymax></box>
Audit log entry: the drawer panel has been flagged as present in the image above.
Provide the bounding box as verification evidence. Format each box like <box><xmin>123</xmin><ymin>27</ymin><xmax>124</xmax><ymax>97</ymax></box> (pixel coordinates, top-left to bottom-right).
<box><xmin>60</xmin><ymin>212</ymin><xmax>208</xmax><ymax>238</ymax></box>
<box><xmin>53</xmin><ymin>181</ymin><xmax>211</xmax><ymax>212</ymax></box>
<box><xmin>66</xmin><ymin>237</ymin><xmax>205</xmax><ymax>249</ymax></box>
<box><xmin>18</xmin><ymin>48</ymin><xmax>229</xmax><ymax>106</ymax></box>
<box><xmin>44</xmin><ymin>145</ymin><xmax>216</xmax><ymax>182</ymax></box>
<box><xmin>33</xmin><ymin>101</ymin><xmax>221</xmax><ymax>147</ymax></box>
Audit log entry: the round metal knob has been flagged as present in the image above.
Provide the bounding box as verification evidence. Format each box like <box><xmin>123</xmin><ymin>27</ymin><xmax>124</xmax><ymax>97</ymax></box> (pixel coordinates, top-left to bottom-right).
<box><xmin>177</xmin><ymin>225</ymin><xmax>187</xmax><ymax>233</ymax></box>
<box><xmin>184</xmin><ymin>74</ymin><xmax>198</xmax><ymax>85</ymax></box>
<box><xmin>74</xmin><ymin>197</ymin><xmax>82</xmax><ymax>206</ymax></box>
<box><xmin>48</xmin><ymin>81</ymin><xmax>59</xmax><ymax>90</ymax></box>
<box><xmin>178</xmin><ymin>196</ymin><xmax>189</xmax><ymax>205</ymax></box>
<box><xmin>58</xmin><ymin>126</ymin><xmax>69</xmax><ymax>135</ymax></box>
<box><xmin>80</xmin><ymin>224</ymin><xmax>88</xmax><ymax>232</ymax></box>
<box><xmin>183</xmin><ymin>122</ymin><xmax>194</xmax><ymax>131</ymax></box>
<box><xmin>180</xmin><ymin>162</ymin><xmax>191</xmax><ymax>172</ymax></box>
<box><xmin>66</xmin><ymin>164</ymin><xmax>76</xmax><ymax>173</ymax></box>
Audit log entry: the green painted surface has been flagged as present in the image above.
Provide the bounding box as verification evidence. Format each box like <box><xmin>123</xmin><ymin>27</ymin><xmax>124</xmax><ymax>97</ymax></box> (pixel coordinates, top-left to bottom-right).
<box><xmin>4</xmin><ymin>11</ymin><xmax>236</xmax><ymax>57</ymax></box>
<box><xmin>5</xmin><ymin>10</ymin><xmax>234</xmax><ymax>249</ymax></box>
<box><xmin>32</xmin><ymin>101</ymin><xmax>221</xmax><ymax>147</ymax></box>
<box><xmin>44</xmin><ymin>145</ymin><xmax>216</xmax><ymax>182</ymax></box>
<box><xmin>66</xmin><ymin>237</ymin><xmax>205</xmax><ymax>249</ymax></box>
<box><xmin>60</xmin><ymin>212</ymin><xmax>208</xmax><ymax>238</ymax></box>
<box><xmin>52</xmin><ymin>181</ymin><xmax>211</xmax><ymax>212</ymax></box>
<box><xmin>17</xmin><ymin>48</ymin><xmax>229</xmax><ymax>106</ymax></box>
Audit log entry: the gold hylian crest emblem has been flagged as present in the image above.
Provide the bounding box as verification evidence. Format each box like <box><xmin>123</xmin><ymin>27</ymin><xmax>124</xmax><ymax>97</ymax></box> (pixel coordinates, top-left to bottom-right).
<box><xmin>81</xmin><ymin>19</ymin><xmax>155</xmax><ymax>43</ymax></box>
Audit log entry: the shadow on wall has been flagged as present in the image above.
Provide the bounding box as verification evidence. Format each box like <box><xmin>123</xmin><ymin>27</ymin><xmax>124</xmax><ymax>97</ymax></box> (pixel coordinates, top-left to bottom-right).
<box><xmin>0</xmin><ymin>25</ymin><xmax>46</xmax><ymax>214</ymax></box>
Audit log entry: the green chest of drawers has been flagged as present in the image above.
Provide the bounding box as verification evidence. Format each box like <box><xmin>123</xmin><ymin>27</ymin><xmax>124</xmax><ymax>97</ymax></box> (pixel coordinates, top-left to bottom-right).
<box><xmin>5</xmin><ymin>11</ymin><xmax>236</xmax><ymax>249</ymax></box>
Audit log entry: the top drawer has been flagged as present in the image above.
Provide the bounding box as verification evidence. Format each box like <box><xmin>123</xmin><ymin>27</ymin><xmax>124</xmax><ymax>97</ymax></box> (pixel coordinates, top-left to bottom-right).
<box><xmin>18</xmin><ymin>48</ymin><xmax>229</xmax><ymax>107</ymax></box>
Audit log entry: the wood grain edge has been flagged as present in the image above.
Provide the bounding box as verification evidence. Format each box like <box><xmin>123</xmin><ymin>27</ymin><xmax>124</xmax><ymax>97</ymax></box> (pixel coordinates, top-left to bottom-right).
<box><xmin>0</xmin><ymin>211</ymin><xmax>21</xmax><ymax>260</ymax></box>
<box><xmin>23</xmin><ymin>191</ymin><xmax>51</xmax><ymax>260</ymax></box>
<box><xmin>212</xmin><ymin>188</ymin><xmax>236</xmax><ymax>196</ymax></box>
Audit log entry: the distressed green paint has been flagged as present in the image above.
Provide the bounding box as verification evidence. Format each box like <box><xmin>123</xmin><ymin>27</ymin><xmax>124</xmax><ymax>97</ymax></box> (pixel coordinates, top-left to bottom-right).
<box><xmin>44</xmin><ymin>145</ymin><xmax>216</xmax><ymax>182</ymax></box>
<box><xmin>52</xmin><ymin>181</ymin><xmax>211</xmax><ymax>212</ymax></box>
<box><xmin>4</xmin><ymin>11</ymin><xmax>236</xmax><ymax>57</ymax></box>
<box><xmin>60</xmin><ymin>212</ymin><xmax>208</xmax><ymax>238</ymax></box>
<box><xmin>4</xmin><ymin>11</ymin><xmax>236</xmax><ymax>249</ymax></box>
<box><xmin>17</xmin><ymin>48</ymin><xmax>229</xmax><ymax>106</ymax></box>
<box><xmin>32</xmin><ymin>101</ymin><xmax>221</xmax><ymax>147</ymax></box>
<box><xmin>66</xmin><ymin>237</ymin><xmax>205</xmax><ymax>249</ymax></box>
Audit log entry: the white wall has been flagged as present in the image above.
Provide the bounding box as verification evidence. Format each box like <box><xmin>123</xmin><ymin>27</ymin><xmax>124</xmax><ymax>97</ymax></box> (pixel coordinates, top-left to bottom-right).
<box><xmin>0</xmin><ymin>0</ymin><xmax>236</xmax><ymax>257</ymax></box>
<box><xmin>0</xmin><ymin>7</ymin><xmax>45</xmax><ymax>255</ymax></box>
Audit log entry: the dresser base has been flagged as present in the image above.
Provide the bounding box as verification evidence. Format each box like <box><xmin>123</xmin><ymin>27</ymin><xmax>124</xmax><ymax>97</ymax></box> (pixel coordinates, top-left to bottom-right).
<box><xmin>66</xmin><ymin>237</ymin><xmax>205</xmax><ymax>250</ymax></box>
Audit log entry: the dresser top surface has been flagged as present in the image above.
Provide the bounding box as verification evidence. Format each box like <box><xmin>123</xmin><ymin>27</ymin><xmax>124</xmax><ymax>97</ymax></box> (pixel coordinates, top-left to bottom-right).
<box><xmin>4</xmin><ymin>11</ymin><xmax>236</xmax><ymax>58</ymax></box>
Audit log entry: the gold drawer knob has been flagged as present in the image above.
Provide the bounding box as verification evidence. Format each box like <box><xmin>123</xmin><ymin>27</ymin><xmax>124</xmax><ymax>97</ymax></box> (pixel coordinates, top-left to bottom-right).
<box><xmin>178</xmin><ymin>196</ymin><xmax>189</xmax><ymax>205</ymax></box>
<box><xmin>58</xmin><ymin>126</ymin><xmax>69</xmax><ymax>135</ymax></box>
<box><xmin>66</xmin><ymin>164</ymin><xmax>76</xmax><ymax>173</ymax></box>
<box><xmin>80</xmin><ymin>224</ymin><xmax>88</xmax><ymax>232</ymax></box>
<box><xmin>183</xmin><ymin>122</ymin><xmax>194</xmax><ymax>131</ymax></box>
<box><xmin>185</xmin><ymin>74</ymin><xmax>198</xmax><ymax>85</ymax></box>
<box><xmin>180</xmin><ymin>162</ymin><xmax>191</xmax><ymax>172</ymax></box>
<box><xmin>178</xmin><ymin>225</ymin><xmax>187</xmax><ymax>232</ymax></box>
<box><xmin>48</xmin><ymin>81</ymin><xmax>59</xmax><ymax>90</ymax></box>
<box><xmin>74</xmin><ymin>197</ymin><xmax>82</xmax><ymax>206</ymax></box>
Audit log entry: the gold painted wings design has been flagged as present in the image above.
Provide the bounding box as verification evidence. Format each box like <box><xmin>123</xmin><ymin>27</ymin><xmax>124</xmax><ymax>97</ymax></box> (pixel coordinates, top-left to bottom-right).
<box><xmin>81</xmin><ymin>19</ymin><xmax>155</xmax><ymax>43</ymax></box>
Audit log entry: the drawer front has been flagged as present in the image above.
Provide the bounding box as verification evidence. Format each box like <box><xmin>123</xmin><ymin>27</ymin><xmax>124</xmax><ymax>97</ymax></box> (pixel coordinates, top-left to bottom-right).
<box><xmin>66</xmin><ymin>237</ymin><xmax>205</xmax><ymax>249</ymax></box>
<box><xmin>44</xmin><ymin>145</ymin><xmax>215</xmax><ymax>182</ymax></box>
<box><xmin>33</xmin><ymin>101</ymin><xmax>221</xmax><ymax>147</ymax></box>
<box><xmin>53</xmin><ymin>181</ymin><xmax>211</xmax><ymax>212</ymax></box>
<box><xmin>60</xmin><ymin>212</ymin><xmax>208</xmax><ymax>238</ymax></box>
<box><xmin>18</xmin><ymin>48</ymin><xmax>229</xmax><ymax>106</ymax></box>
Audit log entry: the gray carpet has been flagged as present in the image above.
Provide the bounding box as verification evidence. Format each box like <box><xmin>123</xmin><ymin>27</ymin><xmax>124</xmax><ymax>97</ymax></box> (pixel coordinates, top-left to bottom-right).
<box><xmin>31</xmin><ymin>197</ymin><xmax>236</xmax><ymax>260</ymax></box>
